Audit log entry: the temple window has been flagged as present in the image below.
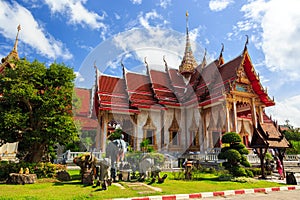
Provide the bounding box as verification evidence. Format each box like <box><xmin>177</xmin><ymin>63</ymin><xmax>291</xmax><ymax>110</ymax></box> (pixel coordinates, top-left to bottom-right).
<box><xmin>169</xmin><ymin>109</ymin><xmax>181</xmax><ymax>146</ymax></box>
<box><xmin>146</xmin><ymin>130</ymin><xmax>154</xmax><ymax>145</ymax></box>
<box><xmin>189</xmin><ymin>112</ymin><xmax>199</xmax><ymax>147</ymax></box>
<box><xmin>143</xmin><ymin>114</ymin><xmax>157</xmax><ymax>148</ymax></box>
<box><xmin>190</xmin><ymin>131</ymin><xmax>196</xmax><ymax>146</ymax></box>
<box><xmin>239</xmin><ymin>120</ymin><xmax>249</xmax><ymax>147</ymax></box>
<box><xmin>212</xmin><ymin>131</ymin><xmax>221</xmax><ymax>148</ymax></box>
<box><xmin>171</xmin><ymin>131</ymin><xmax>179</xmax><ymax>145</ymax></box>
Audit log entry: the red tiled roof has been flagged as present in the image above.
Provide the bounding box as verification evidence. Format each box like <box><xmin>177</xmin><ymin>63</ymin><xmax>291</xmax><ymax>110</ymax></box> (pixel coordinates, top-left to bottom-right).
<box><xmin>168</xmin><ymin>68</ymin><xmax>188</xmax><ymax>100</ymax></box>
<box><xmin>74</xmin><ymin>116</ymin><xmax>98</xmax><ymax>130</ymax></box>
<box><xmin>74</xmin><ymin>88</ymin><xmax>92</xmax><ymax>117</ymax></box>
<box><xmin>74</xmin><ymin>88</ymin><xmax>98</xmax><ymax>130</ymax></box>
<box><xmin>242</xmin><ymin>51</ymin><xmax>275</xmax><ymax>106</ymax></box>
<box><xmin>125</xmin><ymin>71</ymin><xmax>163</xmax><ymax>109</ymax></box>
<box><xmin>93</xmin><ymin>48</ymin><xmax>276</xmax><ymax>112</ymax></box>
<box><xmin>149</xmin><ymin>69</ymin><xmax>179</xmax><ymax>106</ymax></box>
<box><xmin>97</xmin><ymin>74</ymin><xmax>139</xmax><ymax>113</ymax></box>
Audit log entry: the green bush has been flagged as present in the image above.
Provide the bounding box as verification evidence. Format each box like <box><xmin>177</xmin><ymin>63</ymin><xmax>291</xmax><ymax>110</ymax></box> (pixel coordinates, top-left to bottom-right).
<box><xmin>223</xmin><ymin>149</ymin><xmax>241</xmax><ymax>165</ymax></box>
<box><xmin>0</xmin><ymin>162</ymin><xmax>66</xmax><ymax>181</ymax></box>
<box><xmin>219</xmin><ymin>132</ymin><xmax>251</xmax><ymax>177</ymax></box>
<box><xmin>222</xmin><ymin>132</ymin><xmax>242</xmax><ymax>144</ymax></box>
<box><xmin>247</xmin><ymin>168</ymin><xmax>261</xmax><ymax>176</ymax></box>
<box><xmin>230</xmin><ymin>166</ymin><xmax>247</xmax><ymax>177</ymax></box>
<box><xmin>241</xmin><ymin>155</ymin><xmax>251</xmax><ymax>167</ymax></box>
<box><xmin>245</xmin><ymin>169</ymin><xmax>254</xmax><ymax>177</ymax></box>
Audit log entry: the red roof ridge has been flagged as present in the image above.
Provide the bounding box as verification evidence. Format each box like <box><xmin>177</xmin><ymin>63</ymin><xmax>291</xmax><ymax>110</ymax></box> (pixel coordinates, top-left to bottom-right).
<box><xmin>99</xmin><ymin>71</ymin><xmax>124</xmax><ymax>79</ymax></box>
<box><xmin>123</xmin><ymin>66</ymin><xmax>147</xmax><ymax>76</ymax></box>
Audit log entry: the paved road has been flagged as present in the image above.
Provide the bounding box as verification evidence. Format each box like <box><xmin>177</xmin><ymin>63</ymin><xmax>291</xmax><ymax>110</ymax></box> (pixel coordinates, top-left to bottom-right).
<box><xmin>204</xmin><ymin>189</ymin><xmax>300</xmax><ymax>200</ymax></box>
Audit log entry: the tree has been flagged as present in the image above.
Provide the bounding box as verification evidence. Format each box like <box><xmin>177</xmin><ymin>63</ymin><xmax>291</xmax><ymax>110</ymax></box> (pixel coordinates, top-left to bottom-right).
<box><xmin>218</xmin><ymin>132</ymin><xmax>251</xmax><ymax>177</ymax></box>
<box><xmin>0</xmin><ymin>59</ymin><xmax>78</xmax><ymax>162</ymax></box>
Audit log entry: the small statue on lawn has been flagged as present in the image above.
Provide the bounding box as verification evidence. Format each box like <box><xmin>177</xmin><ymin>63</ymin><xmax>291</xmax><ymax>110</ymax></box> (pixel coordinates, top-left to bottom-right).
<box><xmin>149</xmin><ymin>165</ymin><xmax>168</xmax><ymax>184</ymax></box>
<box><xmin>73</xmin><ymin>153</ymin><xmax>97</xmax><ymax>185</ymax></box>
<box><xmin>184</xmin><ymin>160</ymin><xmax>193</xmax><ymax>180</ymax></box>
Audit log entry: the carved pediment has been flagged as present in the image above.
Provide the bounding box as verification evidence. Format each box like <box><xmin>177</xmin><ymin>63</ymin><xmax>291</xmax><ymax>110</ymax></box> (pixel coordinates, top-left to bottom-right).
<box><xmin>236</xmin><ymin>65</ymin><xmax>250</xmax><ymax>84</ymax></box>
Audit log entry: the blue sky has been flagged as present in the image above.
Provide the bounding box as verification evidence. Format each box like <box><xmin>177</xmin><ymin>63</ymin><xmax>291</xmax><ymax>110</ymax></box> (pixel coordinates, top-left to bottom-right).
<box><xmin>0</xmin><ymin>0</ymin><xmax>300</xmax><ymax>127</ymax></box>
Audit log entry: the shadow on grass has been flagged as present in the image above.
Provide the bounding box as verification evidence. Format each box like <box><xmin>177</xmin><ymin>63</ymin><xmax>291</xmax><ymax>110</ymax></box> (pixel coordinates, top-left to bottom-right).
<box><xmin>53</xmin><ymin>180</ymin><xmax>82</xmax><ymax>186</ymax></box>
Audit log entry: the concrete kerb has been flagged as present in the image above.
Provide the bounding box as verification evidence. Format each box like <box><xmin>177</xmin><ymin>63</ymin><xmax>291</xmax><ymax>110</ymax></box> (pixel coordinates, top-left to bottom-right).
<box><xmin>113</xmin><ymin>185</ymin><xmax>300</xmax><ymax>200</ymax></box>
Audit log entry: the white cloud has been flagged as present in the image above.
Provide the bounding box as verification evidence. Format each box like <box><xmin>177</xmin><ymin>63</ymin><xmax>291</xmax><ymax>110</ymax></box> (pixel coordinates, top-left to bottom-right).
<box><xmin>240</xmin><ymin>0</ymin><xmax>300</xmax><ymax>80</ymax></box>
<box><xmin>130</xmin><ymin>0</ymin><xmax>142</xmax><ymax>5</ymax></box>
<box><xmin>112</xmin><ymin>26</ymin><xmax>205</xmax><ymax>72</ymax></box>
<box><xmin>209</xmin><ymin>0</ymin><xmax>234</xmax><ymax>12</ymax></box>
<box><xmin>114</xmin><ymin>13</ymin><xmax>121</xmax><ymax>20</ymax></box>
<box><xmin>267</xmin><ymin>95</ymin><xmax>300</xmax><ymax>128</ymax></box>
<box><xmin>0</xmin><ymin>1</ymin><xmax>72</xmax><ymax>60</ymax></box>
<box><xmin>74</xmin><ymin>71</ymin><xmax>85</xmax><ymax>82</ymax></box>
<box><xmin>138</xmin><ymin>10</ymin><xmax>163</xmax><ymax>30</ymax></box>
<box><xmin>157</xmin><ymin>0</ymin><xmax>172</xmax><ymax>9</ymax></box>
<box><xmin>44</xmin><ymin>0</ymin><xmax>107</xmax><ymax>37</ymax></box>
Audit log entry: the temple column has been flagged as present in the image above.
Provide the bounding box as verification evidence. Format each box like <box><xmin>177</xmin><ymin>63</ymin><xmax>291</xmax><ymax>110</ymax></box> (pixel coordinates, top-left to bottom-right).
<box><xmin>251</xmin><ymin>98</ymin><xmax>257</xmax><ymax>128</ymax></box>
<box><xmin>134</xmin><ymin>114</ymin><xmax>139</xmax><ymax>151</ymax></box>
<box><xmin>95</xmin><ymin>118</ymin><xmax>101</xmax><ymax>152</ymax></box>
<box><xmin>225</xmin><ymin>102</ymin><xmax>230</xmax><ymax>132</ymax></box>
<box><xmin>258</xmin><ymin>106</ymin><xmax>264</xmax><ymax>124</ymax></box>
<box><xmin>200</xmin><ymin>108</ymin><xmax>206</xmax><ymax>152</ymax></box>
<box><xmin>233</xmin><ymin>99</ymin><xmax>238</xmax><ymax>133</ymax></box>
<box><xmin>160</xmin><ymin>110</ymin><xmax>165</xmax><ymax>150</ymax></box>
<box><xmin>184</xmin><ymin>108</ymin><xmax>188</xmax><ymax>150</ymax></box>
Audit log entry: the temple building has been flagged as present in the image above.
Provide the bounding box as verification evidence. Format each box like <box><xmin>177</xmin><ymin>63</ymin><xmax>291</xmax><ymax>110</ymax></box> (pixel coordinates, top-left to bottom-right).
<box><xmin>93</xmin><ymin>14</ymin><xmax>289</xmax><ymax>154</ymax></box>
<box><xmin>0</xmin><ymin>21</ymin><xmax>289</xmax><ymax>158</ymax></box>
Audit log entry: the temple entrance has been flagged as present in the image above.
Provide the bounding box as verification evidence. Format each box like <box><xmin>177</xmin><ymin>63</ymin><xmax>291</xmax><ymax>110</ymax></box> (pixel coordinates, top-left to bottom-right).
<box><xmin>107</xmin><ymin>118</ymin><xmax>135</xmax><ymax>150</ymax></box>
<box><xmin>122</xmin><ymin>119</ymin><xmax>134</xmax><ymax>148</ymax></box>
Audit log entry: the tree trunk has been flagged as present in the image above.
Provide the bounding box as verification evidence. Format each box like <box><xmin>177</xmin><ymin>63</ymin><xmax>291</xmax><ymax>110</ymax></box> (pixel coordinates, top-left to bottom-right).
<box><xmin>25</xmin><ymin>143</ymin><xmax>46</xmax><ymax>163</ymax></box>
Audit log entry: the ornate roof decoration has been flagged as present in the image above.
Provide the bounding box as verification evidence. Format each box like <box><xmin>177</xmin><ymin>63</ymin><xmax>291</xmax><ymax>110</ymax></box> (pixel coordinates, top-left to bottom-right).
<box><xmin>163</xmin><ymin>55</ymin><xmax>168</xmax><ymax>72</ymax></box>
<box><xmin>244</xmin><ymin>35</ymin><xmax>249</xmax><ymax>53</ymax></box>
<box><xmin>179</xmin><ymin>11</ymin><xmax>198</xmax><ymax>78</ymax></box>
<box><xmin>169</xmin><ymin>109</ymin><xmax>180</xmax><ymax>131</ymax></box>
<box><xmin>201</xmin><ymin>48</ymin><xmax>207</xmax><ymax>69</ymax></box>
<box><xmin>0</xmin><ymin>25</ymin><xmax>21</xmax><ymax>72</ymax></box>
<box><xmin>218</xmin><ymin>43</ymin><xmax>225</xmax><ymax>66</ymax></box>
<box><xmin>143</xmin><ymin>114</ymin><xmax>156</xmax><ymax>130</ymax></box>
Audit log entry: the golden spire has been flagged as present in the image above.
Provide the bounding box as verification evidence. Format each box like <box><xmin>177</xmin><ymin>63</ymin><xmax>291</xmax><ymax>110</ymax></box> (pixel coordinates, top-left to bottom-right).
<box><xmin>179</xmin><ymin>11</ymin><xmax>198</xmax><ymax>78</ymax></box>
<box><xmin>0</xmin><ymin>25</ymin><xmax>21</xmax><ymax>70</ymax></box>
<box><xmin>13</xmin><ymin>25</ymin><xmax>21</xmax><ymax>53</ymax></box>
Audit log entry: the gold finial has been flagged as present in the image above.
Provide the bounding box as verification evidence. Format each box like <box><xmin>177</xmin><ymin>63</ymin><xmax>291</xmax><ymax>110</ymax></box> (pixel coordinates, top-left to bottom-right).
<box><xmin>243</xmin><ymin>35</ymin><xmax>249</xmax><ymax>53</ymax></box>
<box><xmin>245</xmin><ymin>34</ymin><xmax>249</xmax><ymax>46</ymax></box>
<box><xmin>13</xmin><ymin>24</ymin><xmax>21</xmax><ymax>52</ymax></box>
<box><xmin>186</xmin><ymin>11</ymin><xmax>189</xmax><ymax>17</ymax></box>
<box><xmin>163</xmin><ymin>55</ymin><xmax>168</xmax><ymax>71</ymax></box>
<box><xmin>221</xmin><ymin>43</ymin><xmax>224</xmax><ymax>54</ymax></box>
<box><xmin>144</xmin><ymin>57</ymin><xmax>148</xmax><ymax>66</ymax></box>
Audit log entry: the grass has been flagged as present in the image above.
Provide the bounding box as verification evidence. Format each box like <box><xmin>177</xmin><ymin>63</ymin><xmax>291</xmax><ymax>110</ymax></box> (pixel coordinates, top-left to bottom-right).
<box><xmin>0</xmin><ymin>170</ymin><xmax>285</xmax><ymax>200</ymax></box>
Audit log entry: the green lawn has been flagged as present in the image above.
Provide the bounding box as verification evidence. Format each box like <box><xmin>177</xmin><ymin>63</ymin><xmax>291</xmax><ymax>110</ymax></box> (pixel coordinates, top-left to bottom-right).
<box><xmin>0</xmin><ymin>170</ymin><xmax>285</xmax><ymax>200</ymax></box>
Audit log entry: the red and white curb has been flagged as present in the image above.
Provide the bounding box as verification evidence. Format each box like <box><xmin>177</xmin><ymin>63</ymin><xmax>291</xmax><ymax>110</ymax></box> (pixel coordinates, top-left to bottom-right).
<box><xmin>113</xmin><ymin>185</ymin><xmax>300</xmax><ymax>200</ymax></box>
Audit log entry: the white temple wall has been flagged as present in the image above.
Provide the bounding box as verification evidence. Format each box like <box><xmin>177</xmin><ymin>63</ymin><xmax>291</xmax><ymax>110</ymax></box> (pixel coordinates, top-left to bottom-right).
<box><xmin>136</xmin><ymin>110</ymin><xmax>148</xmax><ymax>151</ymax></box>
<box><xmin>163</xmin><ymin>109</ymin><xmax>173</xmax><ymax>150</ymax></box>
<box><xmin>150</xmin><ymin>110</ymin><xmax>162</xmax><ymax>150</ymax></box>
